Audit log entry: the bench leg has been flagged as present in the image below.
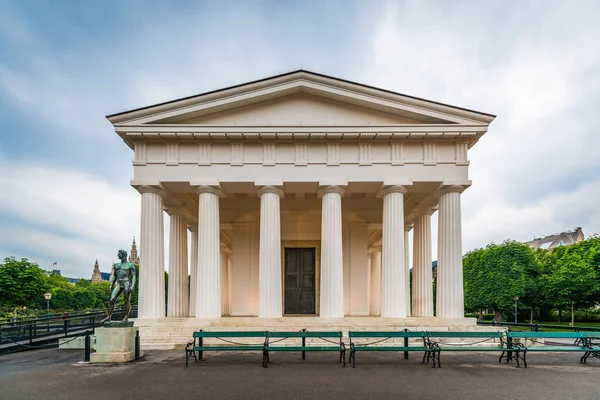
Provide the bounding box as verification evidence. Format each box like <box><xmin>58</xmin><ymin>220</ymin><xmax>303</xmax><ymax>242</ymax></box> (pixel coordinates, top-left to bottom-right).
<box><xmin>580</xmin><ymin>351</ymin><xmax>589</xmax><ymax>364</ymax></box>
<box><xmin>262</xmin><ymin>349</ymin><xmax>269</xmax><ymax>368</ymax></box>
<box><xmin>514</xmin><ymin>350</ymin><xmax>520</xmax><ymax>368</ymax></box>
<box><xmin>341</xmin><ymin>347</ymin><xmax>346</xmax><ymax>368</ymax></box>
<box><xmin>350</xmin><ymin>346</ymin><xmax>356</xmax><ymax>368</ymax></box>
<box><xmin>498</xmin><ymin>350</ymin><xmax>506</xmax><ymax>363</ymax></box>
<box><xmin>522</xmin><ymin>350</ymin><xmax>527</xmax><ymax>368</ymax></box>
<box><xmin>185</xmin><ymin>350</ymin><xmax>189</xmax><ymax>368</ymax></box>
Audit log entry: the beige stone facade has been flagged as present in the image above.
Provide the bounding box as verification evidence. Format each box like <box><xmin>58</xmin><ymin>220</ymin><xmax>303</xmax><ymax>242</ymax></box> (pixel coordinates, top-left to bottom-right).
<box><xmin>107</xmin><ymin>70</ymin><xmax>495</xmax><ymax>323</ymax></box>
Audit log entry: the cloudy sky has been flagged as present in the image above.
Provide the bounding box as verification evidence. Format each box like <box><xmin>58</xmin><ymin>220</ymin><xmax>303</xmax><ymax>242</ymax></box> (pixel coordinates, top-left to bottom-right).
<box><xmin>1</xmin><ymin>0</ymin><xmax>599</xmax><ymax>279</ymax></box>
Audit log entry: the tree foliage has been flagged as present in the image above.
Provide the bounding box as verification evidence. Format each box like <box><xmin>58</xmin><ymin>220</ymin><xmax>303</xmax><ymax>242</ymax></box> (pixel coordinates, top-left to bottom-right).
<box><xmin>464</xmin><ymin>241</ymin><xmax>541</xmax><ymax>321</ymax></box>
<box><xmin>0</xmin><ymin>257</ymin><xmax>50</xmax><ymax>308</ymax></box>
<box><xmin>464</xmin><ymin>235</ymin><xmax>600</xmax><ymax>323</ymax></box>
<box><xmin>0</xmin><ymin>257</ymin><xmax>140</xmax><ymax>314</ymax></box>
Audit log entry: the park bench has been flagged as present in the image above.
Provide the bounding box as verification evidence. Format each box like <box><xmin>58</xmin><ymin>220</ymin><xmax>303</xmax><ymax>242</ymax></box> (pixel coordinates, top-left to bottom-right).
<box><xmin>264</xmin><ymin>329</ymin><xmax>346</xmax><ymax>367</ymax></box>
<box><xmin>348</xmin><ymin>330</ymin><xmax>430</xmax><ymax>368</ymax></box>
<box><xmin>425</xmin><ymin>331</ymin><xmax>515</xmax><ymax>368</ymax></box>
<box><xmin>504</xmin><ymin>331</ymin><xmax>600</xmax><ymax>368</ymax></box>
<box><xmin>185</xmin><ymin>330</ymin><xmax>268</xmax><ymax>367</ymax></box>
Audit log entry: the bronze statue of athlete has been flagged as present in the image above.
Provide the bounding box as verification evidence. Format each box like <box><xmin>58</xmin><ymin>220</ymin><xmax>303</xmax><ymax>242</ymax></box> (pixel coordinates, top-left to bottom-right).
<box><xmin>102</xmin><ymin>249</ymin><xmax>136</xmax><ymax>323</ymax></box>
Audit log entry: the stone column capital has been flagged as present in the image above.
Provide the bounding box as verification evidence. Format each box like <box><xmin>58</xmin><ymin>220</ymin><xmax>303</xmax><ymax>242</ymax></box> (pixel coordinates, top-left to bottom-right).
<box><xmin>415</xmin><ymin>205</ymin><xmax>438</xmax><ymax>216</ymax></box>
<box><xmin>377</xmin><ymin>185</ymin><xmax>408</xmax><ymax>198</ymax></box>
<box><xmin>404</xmin><ymin>223</ymin><xmax>414</xmax><ymax>232</ymax></box>
<box><xmin>187</xmin><ymin>224</ymin><xmax>198</xmax><ymax>233</ymax></box>
<box><xmin>318</xmin><ymin>185</ymin><xmax>346</xmax><ymax>197</ymax></box>
<box><xmin>165</xmin><ymin>206</ymin><xmax>194</xmax><ymax>219</ymax></box>
<box><xmin>256</xmin><ymin>185</ymin><xmax>284</xmax><ymax>197</ymax></box>
<box><xmin>436</xmin><ymin>185</ymin><xmax>465</xmax><ymax>197</ymax></box>
<box><xmin>191</xmin><ymin>180</ymin><xmax>225</xmax><ymax>197</ymax></box>
<box><xmin>135</xmin><ymin>184</ymin><xmax>166</xmax><ymax>196</ymax></box>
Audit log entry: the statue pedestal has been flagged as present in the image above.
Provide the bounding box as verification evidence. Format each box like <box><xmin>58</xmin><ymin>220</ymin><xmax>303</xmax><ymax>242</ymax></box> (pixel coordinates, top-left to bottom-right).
<box><xmin>90</xmin><ymin>324</ymin><xmax>140</xmax><ymax>363</ymax></box>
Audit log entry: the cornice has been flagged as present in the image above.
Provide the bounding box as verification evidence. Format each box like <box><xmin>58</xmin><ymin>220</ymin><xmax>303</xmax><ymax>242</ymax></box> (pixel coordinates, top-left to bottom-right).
<box><xmin>116</xmin><ymin>126</ymin><xmax>487</xmax><ymax>145</ymax></box>
<box><xmin>107</xmin><ymin>71</ymin><xmax>495</xmax><ymax>125</ymax></box>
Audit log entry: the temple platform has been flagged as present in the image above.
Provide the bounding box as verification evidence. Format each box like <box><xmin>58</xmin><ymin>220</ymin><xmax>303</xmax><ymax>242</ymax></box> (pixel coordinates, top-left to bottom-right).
<box><xmin>133</xmin><ymin>317</ymin><xmax>501</xmax><ymax>350</ymax></box>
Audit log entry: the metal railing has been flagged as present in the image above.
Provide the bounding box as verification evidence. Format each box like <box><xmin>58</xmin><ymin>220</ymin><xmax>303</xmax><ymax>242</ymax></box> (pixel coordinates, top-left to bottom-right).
<box><xmin>0</xmin><ymin>306</ymin><xmax>138</xmax><ymax>355</ymax></box>
<box><xmin>477</xmin><ymin>320</ymin><xmax>600</xmax><ymax>332</ymax></box>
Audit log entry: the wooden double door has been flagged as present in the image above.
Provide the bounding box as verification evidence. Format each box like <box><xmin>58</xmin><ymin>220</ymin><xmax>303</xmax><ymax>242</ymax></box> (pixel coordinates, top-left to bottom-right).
<box><xmin>284</xmin><ymin>248</ymin><xmax>316</xmax><ymax>315</ymax></box>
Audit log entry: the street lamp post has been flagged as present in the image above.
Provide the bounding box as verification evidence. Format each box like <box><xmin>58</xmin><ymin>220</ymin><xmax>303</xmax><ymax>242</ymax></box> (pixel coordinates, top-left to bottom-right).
<box><xmin>44</xmin><ymin>292</ymin><xmax>52</xmax><ymax>315</ymax></box>
<box><xmin>513</xmin><ymin>296</ymin><xmax>519</xmax><ymax>324</ymax></box>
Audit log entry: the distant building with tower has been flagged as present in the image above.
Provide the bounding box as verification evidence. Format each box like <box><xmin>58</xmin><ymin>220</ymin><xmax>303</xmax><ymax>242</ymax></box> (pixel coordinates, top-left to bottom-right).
<box><xmin>91</xmin><ymin>237</ymin><xmax>139</xmax><ymax>283</ymax></box>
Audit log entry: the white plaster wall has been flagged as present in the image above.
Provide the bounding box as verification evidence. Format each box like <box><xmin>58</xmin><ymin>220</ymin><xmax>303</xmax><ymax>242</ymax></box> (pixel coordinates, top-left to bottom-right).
<box><xmin>343</xmin><ymin>224</ymin><xmax>350</xmax><ymax>315</ymax></box>
<box><xmin>230</xmin><ymin>223</ymin><xmax>259</xmax><ymax>316</ymax></box>
<box><xmin>348</xmin><ymin>223</ymin><xmax>369</xmax><ymax>315</ymax></box>
<box><xmin>181</xmin><ymin>94</ymin><xmax>426</xmax><ymax>125</ymax></box>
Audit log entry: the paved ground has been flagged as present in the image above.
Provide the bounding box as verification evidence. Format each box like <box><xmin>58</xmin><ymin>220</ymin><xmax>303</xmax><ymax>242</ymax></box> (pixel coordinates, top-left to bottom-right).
<box><xmin>1</xmin><ymin>348</ymin><xmax>599</xmax><ymax>400</ymax></box>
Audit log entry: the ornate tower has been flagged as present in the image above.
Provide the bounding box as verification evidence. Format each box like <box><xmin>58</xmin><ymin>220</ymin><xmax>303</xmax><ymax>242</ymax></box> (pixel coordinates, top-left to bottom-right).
<box><xmin>129</xmin><ymin>237</ymin><xmax>140</xmax><ymax>264</ymax></box>
<box><xmin>91</xmin><ymin>259</ymin><xmax>102</xmax><ymax>283</ymax></box>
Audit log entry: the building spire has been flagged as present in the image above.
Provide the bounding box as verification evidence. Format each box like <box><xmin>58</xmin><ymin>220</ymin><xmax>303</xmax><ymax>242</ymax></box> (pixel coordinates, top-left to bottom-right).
<box><xmin>91</xmin><ymin>259</ymin><xmax>102</xmax><ymax>283</ymax></box>
<box><xmin>129</xmin><ymin>236</ymin><xmax>140</xmax><ymax>264</ymax></box>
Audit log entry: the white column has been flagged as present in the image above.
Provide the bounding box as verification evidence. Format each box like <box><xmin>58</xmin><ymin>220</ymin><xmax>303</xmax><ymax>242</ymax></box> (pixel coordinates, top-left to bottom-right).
<box><xmin>369</xmin><ymin>249</ymin><xmax>382</xmax><ymax>316</ymax></box>
<box><xmin>188</xmin><ymin>225</ymin><xmax>198</xmax><ymax>317</ymax></box>
<box><xmin>166</xmin><ymin>208</ymin><xmax>189</xmax><ymax>317</ymax></box>
<box><xmin>436</xmin><ymin>186</ymin><xmax>465</xmax><ymax>318</ymax></box>
<box><xmin>257</xmin><ymin>186</ymin><xmax>283</xmax><ymax>318</ymax></box>
<box><xmin>195</xmin><ymin>186</ymin><xmax>222</xmax><ymax>318</ymax></box>
<box><xmin>319</xmin><ymin>185</ymin><xmax>345</xmax><ymax>318</ymax></box>
<box><xmin>138</xmin><ymin>186</ymin><xmax>165</xmax><ymax>319</ymax></box>
<box><xmin>404</xmin><ymin>224</ymin><xmax>412</xmax><ymax>316</ymax></box>
<box><xmin>413</xmin><ymin>210</ymin><xmax>433</xmax><ymax>316</ymax></box>
<box><xmin>380</xmin><ymin>185</ymin><xmax>407</xmax><ymax>318</ymax></box>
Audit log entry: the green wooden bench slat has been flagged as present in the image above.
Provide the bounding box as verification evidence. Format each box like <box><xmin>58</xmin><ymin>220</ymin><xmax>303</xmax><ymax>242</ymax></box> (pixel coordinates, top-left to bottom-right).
<box><xmin>525</xmin><ymin>346</ymin><xmax>600</xmax><ymax>352</ymax></box>
<box><xmin>583</xmin><ymin>332</ymin><xmax>600</xmax><ymax>339</ymax></box>
<box><xmin>267</xmin><ymin>331</ymin><xmax>341</xmax><ymax>338</ymax></box>
<box><xmin>507</xmin><ymin>331</ymin><xmax>585</xmax><ymax>339</ymax></box>
<box><xmin>426</xmin><ymin>331</ymin><xmax>504</xmax><ymax>338</ymax></box>
<box><xmin>191</xmin><ymin>345</ymin><xmax>266</xmax><ymax>351</ymax></box>
<box><xmin>352</xmin><ymin>346</ymin><xmax>427</xmax><ymax>351</ymax></box>
<box><xmin>437</xmin><ymin>346</ymin><xmax>505</xmax><ymax>351</ymax></box>
<box><xmin>268</xmin><ymin>346</ymin><xmax>342</xmax><ymax>351</ymax></box>
<box><xmin>349</xmin><ymin>331</ymin><xmax>426</xmax><ymax>338</ymax></box>
<box><xmin>193</xmin><ymin>331</ymin><xmax>268</xmax><ymax>338</ymax></box>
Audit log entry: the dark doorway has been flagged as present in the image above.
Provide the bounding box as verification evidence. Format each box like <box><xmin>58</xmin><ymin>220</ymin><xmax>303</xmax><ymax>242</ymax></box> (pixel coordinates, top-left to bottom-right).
<box><xmin>284</xmin><ymin>248</ymin><xmax>316</xmax><ymax>314</ymax></box>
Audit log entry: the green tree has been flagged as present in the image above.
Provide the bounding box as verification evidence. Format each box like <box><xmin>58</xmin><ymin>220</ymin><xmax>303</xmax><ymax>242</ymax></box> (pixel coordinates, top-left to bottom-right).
<box><xmin>463</xmin><ymin>241</ymin><xmax>540</xmax><ymax>322</ymax></box>
<box><xmin>0</xmin><ymin>257</ymin><xmax>49</xmax><ymax>308</ymax></box>
<box><xmin>541</xmin><ymin>251</ymin><xmax>599</xmax><ymax>325</ymax></box>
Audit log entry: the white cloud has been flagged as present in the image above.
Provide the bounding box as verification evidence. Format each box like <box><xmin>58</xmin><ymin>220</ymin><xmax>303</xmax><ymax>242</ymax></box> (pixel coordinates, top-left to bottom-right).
<box><xmin>362</xmin><ymin>0</ymin><xmax>600</xmax><ymax>254</ymax></box>
<box><xmin>0</xmin><ymin>158</ymin><xmax>144</xmax><ymax>278</ymax></box>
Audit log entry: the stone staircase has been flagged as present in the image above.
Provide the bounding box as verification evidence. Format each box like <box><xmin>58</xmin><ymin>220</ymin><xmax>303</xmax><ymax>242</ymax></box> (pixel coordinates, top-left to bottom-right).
<box><xmin>133</xmin><ymin>317</ymin><xmax>501</xmax><ymax>350</ymax></box>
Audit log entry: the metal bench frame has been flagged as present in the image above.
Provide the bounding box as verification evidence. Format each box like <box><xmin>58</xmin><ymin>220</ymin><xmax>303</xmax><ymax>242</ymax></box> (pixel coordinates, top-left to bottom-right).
<box><xmin>185</xmin><ymin>330</ymin><xmax>269</xmax><ymax>367</ymax></box>
<box><xmin>264</xmin><ymin>328</ymin><xmax>346</xmax><ymax>367</ymax></box>
<box><xmin>348</xmin><ymin>330</ymin><xmax>431</xmax><ymax>368</ymax></box>
<box><xmin>504</xmin><ymin>331</ymin><xmax>600</xmax><ymax>368</ymax></box>
<box><xmin>425</xmin><ymin>331</ymin><xmax>516</xmax><ymax>368</ymax></box>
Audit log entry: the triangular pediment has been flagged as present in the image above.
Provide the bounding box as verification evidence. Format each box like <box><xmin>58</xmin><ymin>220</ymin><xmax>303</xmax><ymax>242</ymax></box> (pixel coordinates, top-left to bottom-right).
<box><xmin>171</xmin><ymin>94</ymin><xmax>432</xmax><ymax>125</ymax></box>
<box><xmin>107</xmin><ymin>70</ymin><xmax>495</xmax><ymax>127</ymax></box>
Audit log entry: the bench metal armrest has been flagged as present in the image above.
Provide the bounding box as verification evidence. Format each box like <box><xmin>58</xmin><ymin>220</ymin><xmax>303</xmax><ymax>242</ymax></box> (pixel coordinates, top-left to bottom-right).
<box><xmin>185</xmin><ymin>338</ymin><xmax>196</xmax><ymax>351</ymax></box>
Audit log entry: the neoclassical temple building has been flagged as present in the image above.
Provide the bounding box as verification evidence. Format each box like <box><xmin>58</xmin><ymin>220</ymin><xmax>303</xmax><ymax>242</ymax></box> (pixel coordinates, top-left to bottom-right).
<box><xmin>107</xmin><ymin>70</ymin><xmax>495</xmax><ymax>332</ymax></box>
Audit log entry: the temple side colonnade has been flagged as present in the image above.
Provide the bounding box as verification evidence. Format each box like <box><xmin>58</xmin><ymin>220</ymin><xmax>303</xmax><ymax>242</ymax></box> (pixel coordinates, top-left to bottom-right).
<box><xmin>106</xmin><ymin>70</ymin><xmax>495</xmax><ymax>324</ymax></box>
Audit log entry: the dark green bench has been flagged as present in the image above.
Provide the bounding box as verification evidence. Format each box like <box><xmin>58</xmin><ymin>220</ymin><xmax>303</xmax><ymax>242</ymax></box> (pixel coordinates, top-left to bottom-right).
<box><xmin>505</xmin><ymin>331</ymin><xmax>600</xmax><ymax>368</ymax></box>
<box><xmin>348</xmin><ymin>330</ymin><xmax>430</xmax><ymax>368</ymax></box>
<box><xmin>425</xmin><ymin>331</ymin><xmax>515</xmax><ymax>368</ymax></box>
<box><xmin>185</xmin><ymin>330</ymin><xmax>268</xmax><ymax>367</ymax></box>
<box><xmin>265</xmin><ymin>329</ymin><xmax>346</xmax><ymax>367</ymax></box>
